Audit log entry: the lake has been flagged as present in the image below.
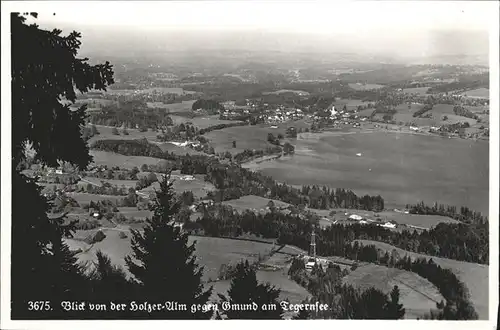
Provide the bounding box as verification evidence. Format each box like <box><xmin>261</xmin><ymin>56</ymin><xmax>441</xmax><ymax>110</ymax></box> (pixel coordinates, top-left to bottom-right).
<box><xmin>254</xmin><ymin>131</ymin><xmax>489</xmax><ymax>214</ymax></box>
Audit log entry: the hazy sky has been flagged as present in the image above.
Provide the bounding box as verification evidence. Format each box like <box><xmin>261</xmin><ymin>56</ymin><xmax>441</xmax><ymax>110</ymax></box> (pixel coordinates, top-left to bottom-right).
<box><xmin>4</xmin><ymin>1</ymin><xmax>496</xmax><ymax>59</ymax></box>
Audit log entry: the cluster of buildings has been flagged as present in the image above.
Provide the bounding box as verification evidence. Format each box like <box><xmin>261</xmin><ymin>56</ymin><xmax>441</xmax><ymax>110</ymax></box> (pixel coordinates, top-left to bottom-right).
<box><xmin>265</xmin><ymin>107</ymin><xmax>304</xmax><ymax>124</ymax></box>
<box><xmin>346</xmin><ymin>213</ymin><xmax>397</xmax><ymax>229</ymax></box>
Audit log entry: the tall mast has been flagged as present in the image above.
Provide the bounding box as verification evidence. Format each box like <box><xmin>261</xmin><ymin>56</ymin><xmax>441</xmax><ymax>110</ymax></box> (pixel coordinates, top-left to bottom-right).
<box><xmin>310</xmin><ymin>228</ymin><xmax>316</xmax><ymax>259</ymax></box>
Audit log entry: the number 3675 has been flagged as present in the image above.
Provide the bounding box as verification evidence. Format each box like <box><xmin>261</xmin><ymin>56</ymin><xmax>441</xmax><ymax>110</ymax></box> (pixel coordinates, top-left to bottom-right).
<box><xmin>28</xmin><ymin>301</ymin><xmax>52</xmax><ymax>311</ymax></box>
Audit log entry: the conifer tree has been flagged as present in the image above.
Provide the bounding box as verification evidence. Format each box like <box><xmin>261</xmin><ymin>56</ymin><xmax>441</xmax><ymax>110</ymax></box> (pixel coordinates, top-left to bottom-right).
<box><xmin>11</xmin><ymin>12</ymin><xmax>114</xmax><ymax>318</ymax></box>
<box><xmin>125</xmin><ymin>173</ymin><xmax>212</xmax><ymax>319</ymax></box>
<box><xmin>384</xmin><ymin>285</ymin><xmax>405</xmax><ymax>319</ymax></box>
<box><xmin>218</xmin><ymin>260</ymin><xmax>283</xmax><ymax>319</ymax></box>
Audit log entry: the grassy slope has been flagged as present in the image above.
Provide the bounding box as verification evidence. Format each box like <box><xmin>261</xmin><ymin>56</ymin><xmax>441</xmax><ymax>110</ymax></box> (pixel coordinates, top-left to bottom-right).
<box><xmin>343</xmin><ymin>263</ymin><xmax>444</xmax><ymax>319</ymax></box>
<box><xmin>355</xmin><ymin>239</ymin><xmax>489</xmax><ymax>320</ymax></box>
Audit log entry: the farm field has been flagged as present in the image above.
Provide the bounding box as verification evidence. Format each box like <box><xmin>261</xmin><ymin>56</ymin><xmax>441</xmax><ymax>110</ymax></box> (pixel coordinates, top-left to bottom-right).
<box><xmin>343</xmin><ymin>263</ymin><xmax>444</xmax><ymax>319</ymax></box>
<box><xmin>90</xmin><ymin>150</ymin><xmax>163</xmax><ymax>169</ymax></box>
<box><xmin>461</xmin><ymin>88</ymin><xmax>490</xmax><ymax>99</ymax></box>
<box><xmin>169</xmin><ymin>114</ymin><xmax>243</xmax><ymax>129</ymax></box>
<box><xmin>106</xmin><ymin>87</ymin><xmax>196</xmax><ymax>96</ymax></box>
<box><xmin>335</xmin><ymin>99</ymin><xmax>373</xmax><ymax>111</ymax></box>
<box><xmin>252</xmin><ymin>131</ymin><xmax>489</xmax><ymax>214</ymax></box>
<box><xmin>348</xmin><ymin>83</ymin><xmax>385</xmax><ymax>90</ymax></box>
<box><xmin>164</xmin><ymin>100</ymin><xmax>197</xmax><ymax>113</ymax></box>
<box><xmin>355</xmin><ymin>239</ymin><xmax>489</xmax><ymax>319</ymax></box>
<box><xmin>205</xmin><ymin>121</ymin><xmax>308</xmax><ymax>154</ymax></box>
<box><xmin>68</xmin><ymin>192</ymin><xmax>124</xmax><ymax>204</ymax></box>
<box><xmin>116</xmin><ymin>207</ymin><xmax>152</xmax><ymax>220</ymax></box>
<box><xmin>89</xmin><ymin>125</ymin><xmax>159</xmax><ymax>143</ymax></box>
<box><xmin>223</xmin><ymin>195</ymin><xmax>292</xmax><ymax>212</ymax></box>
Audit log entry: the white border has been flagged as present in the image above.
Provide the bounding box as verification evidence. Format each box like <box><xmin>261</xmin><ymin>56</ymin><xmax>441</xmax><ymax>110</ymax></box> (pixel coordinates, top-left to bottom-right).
<box><xmin>1</xmin><ymin>1</ymin><xmax>499</xmax><ymax>330</ymax></box>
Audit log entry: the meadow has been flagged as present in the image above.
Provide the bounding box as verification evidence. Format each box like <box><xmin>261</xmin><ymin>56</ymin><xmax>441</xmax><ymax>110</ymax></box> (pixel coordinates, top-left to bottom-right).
<box><xmin>205</xmin><ymin>121</ymin><xmax>308</xmax><ymax>154</ymax></box>
<box><xmin>164</xmin><ymin>100</ymin><xmax>197</xmax><ymax>113</ymax></box>
<box><xmin>90</xmin><ymin>150</ymin><xmax>163</xmax><ymax>169</ymax></box>
<box><xmin>68</xmin><ymin>192</ymin><xmax>124</xmax><ymax>204</ymax></box>
<box><xmin>139</xmin><ymin>175</ymin><xmax>215</xmax><ymax>199</ymax></box>
<box><xmin>252</xmin><ymin>131</ymin><xmax>489</xmax><ymax>214</ymax></box>
<box><xmin>222</xmin><ymin>195</ymin><xmax>292</xmax><ymax>212</ymax></box>
<box><xmin>65</xmin><ymin>231</ymin><xmax>292</xmax><ymax>282</ymax></box>
<box><xmin>355</xmin><ymin>240</ymin><xmax>489</xmax><ymax>320</ymax></box>
<box><xmin>89</xmin><ymin>125</ymin><xmax>159</xmax><ymax>143</ymax></box>
<box><xmin>460</xmin><ymin>88</ymin><xmax>490</xmax><ymax>99</ymax></box>
<box><xmin>343</xmin><ymin>263</ymin><xmax>444</xmax><ymax>319</ymax></box>
<box><xmin>348</xmin><ymin>83</ymin><xmax>385</xmax><ymax>91</ymax></box>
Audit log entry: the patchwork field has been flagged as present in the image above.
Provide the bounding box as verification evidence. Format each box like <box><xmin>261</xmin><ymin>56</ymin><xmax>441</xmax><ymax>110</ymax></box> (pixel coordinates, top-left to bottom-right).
<box><xmin>252</xmin><ymin>131</ymin><xmax>489</xmax><ymax>214</ymax></box>
<box><xmin>355</xmin><ymin>240</ymin><xmax>489</xmax><ymax>319</ymax></box>
<box><xmin>343</xmin><ymin>263</ymin><xmax>444</xmax><ymax>319</ymax></box>
<box><xmin>348</xmin><ymin>83</ymin><xmax>385</xmax><ymax>91</ymax></box>
<box><xmin>90</xmin><ymin>150</ymin><xmax>163</xmax><ymax>169</ymax></box>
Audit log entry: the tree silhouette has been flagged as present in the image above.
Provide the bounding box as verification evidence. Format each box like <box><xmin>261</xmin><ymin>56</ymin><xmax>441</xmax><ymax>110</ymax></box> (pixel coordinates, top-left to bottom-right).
<box><xmin>218</xmin><ymin>260</ymin><xmax>283</xmax><ymax>319</ymax></box>
<box><xmin>384</xmin><ymin>285</ymin><xmax>405</xmax><ymax>319</ymax></box>
<box><xmin>11</xmin><ymin>12</ymin><xmax>114</xmax><ymax>318</ymax></box>
<box><xmin>125</xmin><ymin>173</ymin><xmax>212</xmax><ymax>319</ymax></box>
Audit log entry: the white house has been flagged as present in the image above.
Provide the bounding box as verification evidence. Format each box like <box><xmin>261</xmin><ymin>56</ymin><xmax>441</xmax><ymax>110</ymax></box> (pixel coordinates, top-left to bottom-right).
<box><xmin>348</xmin><ymin>214</ymin><xmax>363</xmax><ymax>221</ymax></box>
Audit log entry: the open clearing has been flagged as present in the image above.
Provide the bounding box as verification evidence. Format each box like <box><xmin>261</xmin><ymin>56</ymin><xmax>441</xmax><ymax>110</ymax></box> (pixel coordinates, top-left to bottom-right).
<box><xmin>355</xmin><ymin>240</ymin><xmax>489</xmax><ymax>319</ymax></box>
<box><xmin>348</xmin><ymin>83</ymin><xmax>385</xmax><ymax>91</ymax></box>
<box><xmin>343</xmin><ymin>263</ymin><xmax>444</xmax><ymax>319</ymax></box>
<box><xmin>90</xmin><ymin>150</ymin><xmax>163</xmax><ymax>169</ymax></box>
<box><xmin>335</xmin><ymin>99</ymin><xmax>374</xmax><ymax>112</ymax></box>
<box><xmin>460</xmin><ymin>88</ymin><xmax>489</xmax><ymax>99</ymax></box>
<box><xmin>252</xmin><ymin>131</ymin><xmax>489</xmax><ymax>213</ymax></box>
<box><xmin>223</xmin><ymin>195</ymin><xmax>291</xmax><ymax>212</ymax></box>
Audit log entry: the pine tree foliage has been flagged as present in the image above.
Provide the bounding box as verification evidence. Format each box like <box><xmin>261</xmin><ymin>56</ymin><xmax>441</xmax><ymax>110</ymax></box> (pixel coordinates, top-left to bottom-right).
<box><xmin>219</xmin><ymin>260</ymin><xmax>283</xmax><ymax>319</ymax></box>
<box><xmin>125</xmin><ymin>173</ymin><xmax>212</xmax><ymax>319</ymax></box>
<box><xmin>11</xmin><ymin>12</ymin><xmax>114</xmax><ymax>318</ymax></box>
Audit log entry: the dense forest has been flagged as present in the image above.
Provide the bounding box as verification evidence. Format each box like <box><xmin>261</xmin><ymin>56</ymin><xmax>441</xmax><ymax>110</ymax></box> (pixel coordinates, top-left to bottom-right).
<box><xmin>191</xmin><ymin>203</ymin><xmax>488</xmax><ymax>264</ymax></box>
